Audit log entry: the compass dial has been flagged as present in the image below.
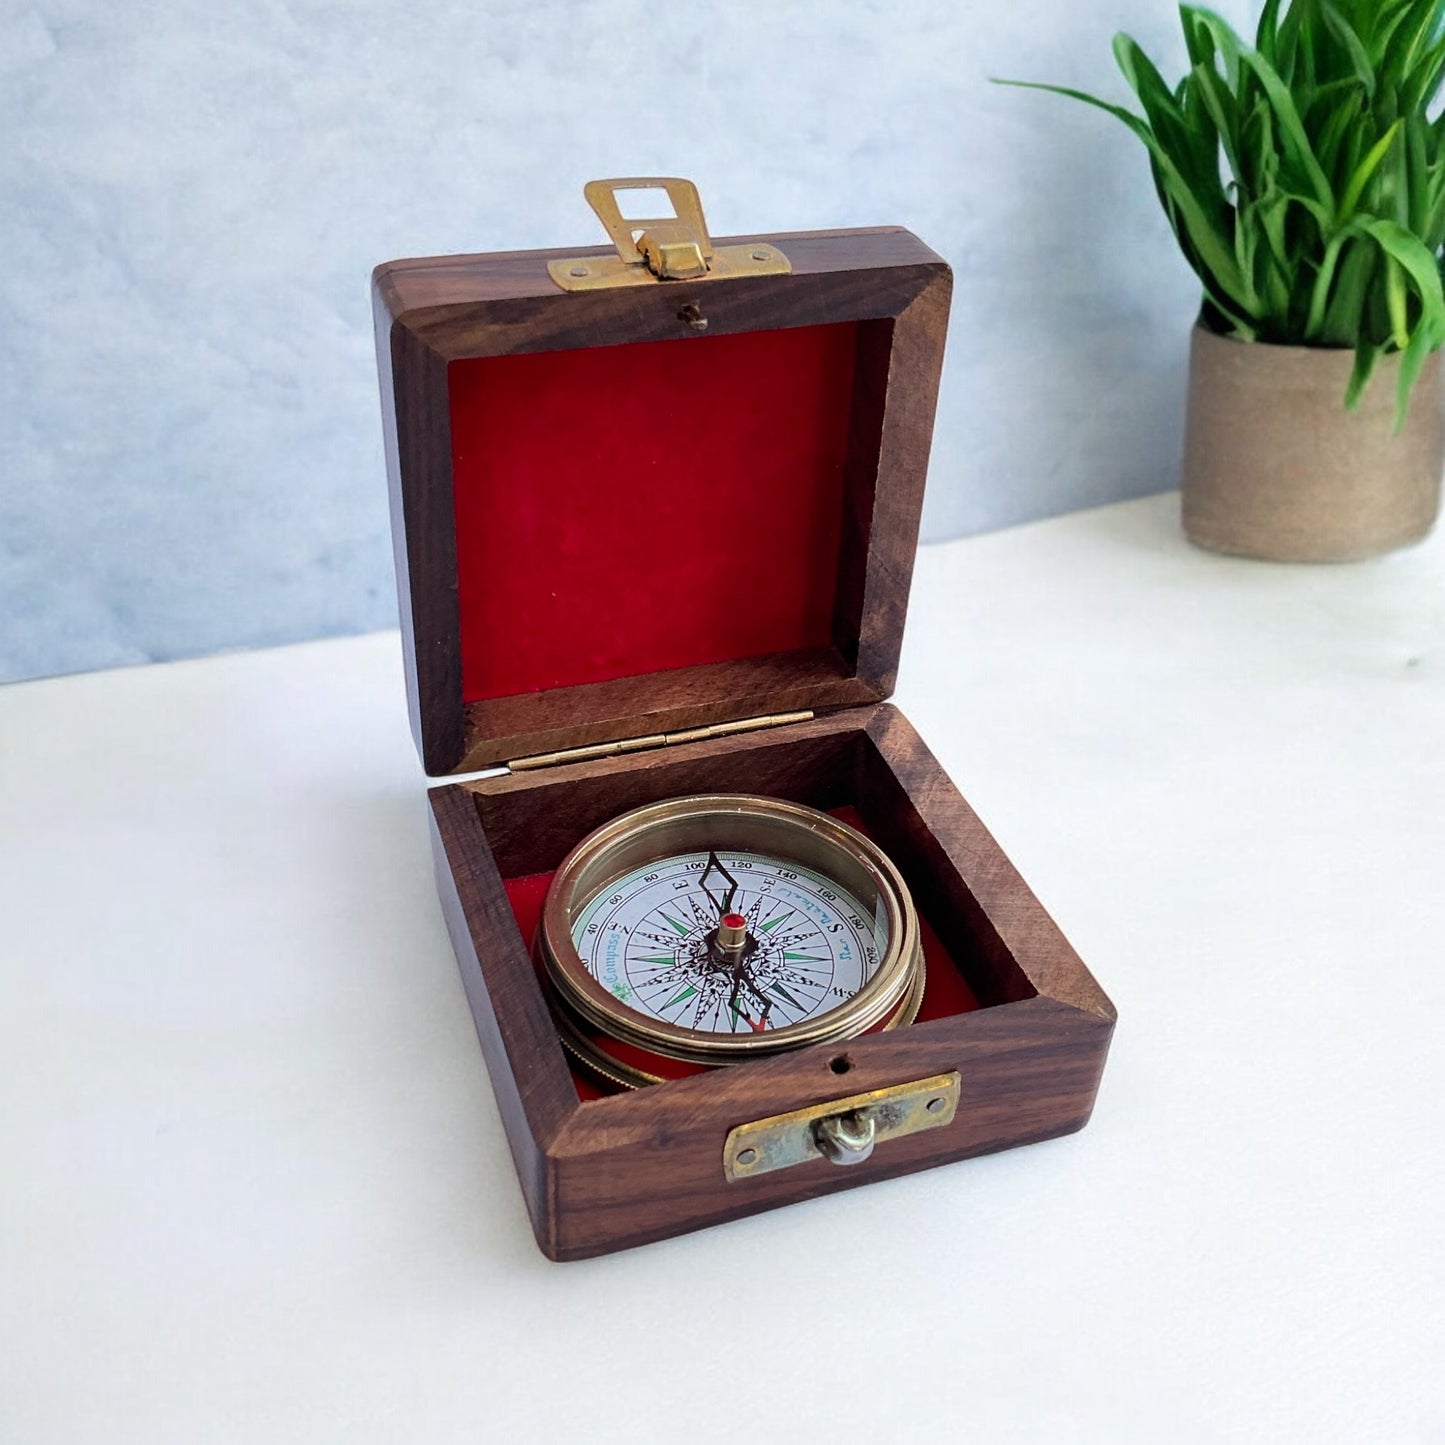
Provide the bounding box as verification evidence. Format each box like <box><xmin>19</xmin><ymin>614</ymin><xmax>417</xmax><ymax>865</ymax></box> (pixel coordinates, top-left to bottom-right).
<box><xmin>571</xmin><ymin>850</ymin><xmax>887</xmax><ymax>1035</ymax></box>
<box><xmin>537</xmin><ymin>794</ymin><xmax>924</xmax><ymax>1087</ymax></box>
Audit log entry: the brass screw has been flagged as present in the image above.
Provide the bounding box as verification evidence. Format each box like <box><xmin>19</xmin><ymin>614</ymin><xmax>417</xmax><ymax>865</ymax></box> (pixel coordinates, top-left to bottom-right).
<box><xmin>569</xmin><ymin>265</ymin><xmax>588</xmax><ymax>277</ymax></box>
<box><xmin>751</xmin><ymin>249</ymin><xmax>770</xmax><ymax>261</ymax></box>
<box><xmin>926</xmin><ymin>1097</ymin><xmax>945</xmax><ymax>1113</ymax></box>
<box><xmin>737</xmin><ymin>1148</ymin><xmax>758</xmax><ymax>1166</ymax></box>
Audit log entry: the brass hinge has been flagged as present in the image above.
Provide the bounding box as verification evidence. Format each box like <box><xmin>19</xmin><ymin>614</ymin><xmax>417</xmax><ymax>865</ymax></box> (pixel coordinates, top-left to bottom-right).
<box><xmin>506</xmin><ymin>710</ymin><xmax>813</xmax><ymax>773</ymax></box>
<box><xmin>548</xmin><ymin>177</ymin><xmax>791</xmax><ymax>292</ymax></box>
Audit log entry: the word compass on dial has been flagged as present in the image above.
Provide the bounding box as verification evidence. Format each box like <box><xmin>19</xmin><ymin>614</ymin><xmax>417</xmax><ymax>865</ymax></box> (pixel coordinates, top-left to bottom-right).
<box><xmin>536</xmin><ymin>795</ymin><xmax>925</xmax><ymax>1089</ymax></box>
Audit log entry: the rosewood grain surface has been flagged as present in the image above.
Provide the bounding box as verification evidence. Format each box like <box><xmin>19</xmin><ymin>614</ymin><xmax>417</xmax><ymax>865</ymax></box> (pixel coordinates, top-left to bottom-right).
<box><xmin>457</xmin><ymin>648</ymin><xmax>873</xmax><ymax>778</ymax></box>
<box><xmin>431</xmin><ymin>706</ymin><xmax>1116</xmax><ymax>1261</ymax></box>
<box><xmin>835</xmin><ymin>274</ymin><xmax>952</xmax><ymax>694</ymax></box>
<box><xmin>428</xmin><ymin>788</ymin><xmax>569</xmax><ymax>1226</ymax></box>
<box><xmin>465</xmin><ymin>708</ymin><xmax>865</xmax><ymax>879</ymax></box>
<box><xmin>374</xmin><ymin>228</ymin><xmax>952</xmax><ymax>775</ymax></box>
<box><xmin>374</xmin><ymin>304</ymin><xmax>463</xmax><ymax>772</ymax></box>
<box><xmin>375</xmin><ymin>227</ymin><xmax>947</xmax><ymax>319</ymax></box>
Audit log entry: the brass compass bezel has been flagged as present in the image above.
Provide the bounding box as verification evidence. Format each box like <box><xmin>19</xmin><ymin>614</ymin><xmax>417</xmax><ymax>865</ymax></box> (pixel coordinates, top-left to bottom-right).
<box><xmin>537</xmin><ymin>794</ymin><xmax>923</xmax><ymax>1072</ymax></box>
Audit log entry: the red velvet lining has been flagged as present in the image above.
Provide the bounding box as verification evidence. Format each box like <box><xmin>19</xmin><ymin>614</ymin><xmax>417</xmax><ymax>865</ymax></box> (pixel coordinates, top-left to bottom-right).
<box><xmin>501</xmin><ymin>806</ymin><xmax>980</xmax><ymax>1100</ymax></box>
<box><xmin>448</xmin><ymin>323</ymin><xmax>859</xmax><ymax>702</ymax></box>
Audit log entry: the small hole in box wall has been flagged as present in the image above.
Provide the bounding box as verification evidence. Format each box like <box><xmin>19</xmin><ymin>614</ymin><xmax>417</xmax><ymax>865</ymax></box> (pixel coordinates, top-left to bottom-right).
<box><xmin>830</xmin><ymin>1055</ymin><xmax>852</xmax><ymax>1075</ymax></box>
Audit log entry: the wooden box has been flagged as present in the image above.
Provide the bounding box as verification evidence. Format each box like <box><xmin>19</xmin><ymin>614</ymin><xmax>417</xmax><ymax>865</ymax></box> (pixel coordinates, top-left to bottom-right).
<box><xmin>372</xmin><ymin>180</ymin><xmax>1116</xmax><ymax>1261</ymax></box>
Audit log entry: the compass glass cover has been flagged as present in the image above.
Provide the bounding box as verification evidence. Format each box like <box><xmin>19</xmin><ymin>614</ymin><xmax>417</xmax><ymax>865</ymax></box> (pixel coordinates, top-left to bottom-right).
<box><xmin>570</xmin><ymin>849</ymin><xmax>889</xmax><ymax>1034</ymax></box>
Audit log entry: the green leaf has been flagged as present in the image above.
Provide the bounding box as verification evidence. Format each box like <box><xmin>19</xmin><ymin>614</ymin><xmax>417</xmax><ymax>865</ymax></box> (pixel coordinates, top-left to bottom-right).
<box><xmin>1114</xmin><ymin>33</ymin><xmax>1219</xmax><ymax>186</ymax></box>
<box><xmin>1184</xmin><ymin>6</ymin><xmax>1335</xmax><ymax>209</ymax></box>
<box><xmin>1337</xmin><ymin>119</ymin><xmax>1402</xmax><ymax>220</ymax></box>
<box><xmin>1322</xmin><ymin>242</ymin><xmax>1379</xmax><ymax>347</ymax></box>
<box><xmin>1370</xmin><ymin>2</ymin><xmax>1427</xmax><ymax>75</ymax></box>
<box><xmin>1403</xmin><ymin>114</ymin><xmax>1430</xmax><ymax>233</ymax></box>
<box><xmin>1306</xmin><ymin>222</ymin><xmax>1365</xmax><ymax>337</ymax></box>
<box><xmin>1392</xmin><ymin>307</ymin><xmax>1443</xmax><ymax>427</ymax></box>
<box><xmin>1320</xmin><ymin>2</ymin><xmax>1376</xmax><ymax>98</ymax></box>
<box><xmin>1189</xmin><ymin>61</ymin><xmax>1244</xmax><ymax>185</ymax></box>
<box><xmin>1185</xmin><ymin>4</ymin><xmax>1221</xmax><ymax>69</ymax></box>
<box><xmin>1344</xmin><ymin>339</ymin><xmax>1381</xmax><ymax>408</ymax></box>
<box><xmin>1256</xmin><ymin>0</ymin><xmax>1285</xmax><ymax>57</ymax></box>
<box><xmin>1384</xmin><ymin>252</ymin><xmax>1411</xmax><ymax>347</ymax></box>
<box><xmin>1394</xmin><ymin>0</ymin><xmax>1445</xmax><ymax>80</ymax></box>
<box><xmin>1400</xmin><ymin>33</ymin><xmax>1445</xmax><ymax>115</ymax></box>
<box><xmin>993</xmin><ymin>78</ymin><xmax>1258</xmax><ymax>314</ymax></box>
<box><xmin>1362</xmin><ymin>216</ymin><xmax>1445</xmax><ymax>314</ymax></box>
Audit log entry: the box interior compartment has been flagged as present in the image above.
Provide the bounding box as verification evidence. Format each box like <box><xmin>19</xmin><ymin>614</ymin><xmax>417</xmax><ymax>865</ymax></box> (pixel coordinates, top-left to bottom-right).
<box><xmin>460</xmin><ymin>717</ymin><xmax>1039</xmax><ymax>1101</ymax></box>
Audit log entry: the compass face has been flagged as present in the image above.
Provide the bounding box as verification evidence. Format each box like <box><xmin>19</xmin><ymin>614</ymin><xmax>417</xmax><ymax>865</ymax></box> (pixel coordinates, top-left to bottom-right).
<box><xmin>570</xmin><ymin>850</ymin><xmax>888</xmax><ymax>1034</ymax></box>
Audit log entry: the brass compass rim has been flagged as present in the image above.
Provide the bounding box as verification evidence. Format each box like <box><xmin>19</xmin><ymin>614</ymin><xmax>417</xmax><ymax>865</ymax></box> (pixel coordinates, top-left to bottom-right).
<box><xmin>547</xmin><ymin>936</ymin><xmax>929</xmax><ymax>1091</ymax></box>
<box><xmin>538</xmin><ymin>794</ymin><xmax>922</xmax><ymax>1067</ymax></box>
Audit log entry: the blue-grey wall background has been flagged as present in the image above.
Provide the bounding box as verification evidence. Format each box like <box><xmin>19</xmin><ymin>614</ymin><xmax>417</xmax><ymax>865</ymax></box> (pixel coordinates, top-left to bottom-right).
<box><xmin>1</xmin><ymin>0</ymin><xmax>1251</xmax><ymax>685</ymax></box>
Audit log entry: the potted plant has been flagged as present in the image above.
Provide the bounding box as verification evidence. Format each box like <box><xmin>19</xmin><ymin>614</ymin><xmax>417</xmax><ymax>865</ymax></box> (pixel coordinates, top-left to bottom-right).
<box><xmin>1004</xmin><ymin>0</ymin><xmax>1445</xmax><ymax>561</ymax></box>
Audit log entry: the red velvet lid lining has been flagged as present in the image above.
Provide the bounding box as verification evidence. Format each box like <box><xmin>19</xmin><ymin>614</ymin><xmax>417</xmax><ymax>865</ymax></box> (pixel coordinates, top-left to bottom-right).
<box><xmin>448</xmin><ymin>322</ymin><xmax>860</xmax><ymax>703</ymax></box>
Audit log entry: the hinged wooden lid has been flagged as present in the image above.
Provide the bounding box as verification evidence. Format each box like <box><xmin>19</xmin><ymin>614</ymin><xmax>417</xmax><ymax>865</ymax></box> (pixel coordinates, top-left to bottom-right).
<box><xmin>373</xmin><ymin>181</ymin><xmax>951</xmax><ymax>776</ymax></box>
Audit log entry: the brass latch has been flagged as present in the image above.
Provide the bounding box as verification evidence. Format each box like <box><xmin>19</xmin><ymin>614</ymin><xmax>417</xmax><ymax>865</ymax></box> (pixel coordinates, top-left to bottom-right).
<box><xmin>548</xmin><ymin>177</ymin><xmax>791</xmax><ymax>292</ymax></box>
<box><xmin>723</xmin><ymin>1072</ymin><xmax>961</xmax><ymax>1182</ymax></box>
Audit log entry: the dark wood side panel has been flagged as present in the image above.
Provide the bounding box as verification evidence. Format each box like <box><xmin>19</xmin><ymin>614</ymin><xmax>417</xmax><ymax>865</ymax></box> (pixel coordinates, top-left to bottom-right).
<box><xmin>866</xmin><ymin>707</ymin><xmax>1116</xmax><ymax>1021</ymax></box>
<box><xmin>546</xmin><ymin>996</ymin><xmax>1111</xmax><ymax>1260</ymax></box>
<box><xmin>832</xmin><ymin>320</ymin><xmax>895</xmax><ymax>670</ymax></box>
<box><xmin>852</xmin><ymin>271</ymin><xmax>953</xmax><ymax>694</ymax></box>
<box><xmin>373</xmin><ymin>293</ymin><xmax>430</xmax><ymax>763</ymax></box>
<box><xmin>379</xmin><ymin>321</ymin><xmax>465</xmax><ymax>774</ymax></box>
<box><xmin>854</xmin><ymin>711</ymin><xmax>1037</xmax><ymax>1007</ymax></box>
<box><xmin>427</xmin><ymin>786</ymin><xmax>579</xmax><ymax>1257</ymax></box>
<box><xmin>456</xmin><ymin>649</ymin><xmax>874</xmax><ymax>775</ymax></box>
<box><xmin>465</xmin><ymin>709</ymin><xmax>871</xmax><ymax>877</ymax></box>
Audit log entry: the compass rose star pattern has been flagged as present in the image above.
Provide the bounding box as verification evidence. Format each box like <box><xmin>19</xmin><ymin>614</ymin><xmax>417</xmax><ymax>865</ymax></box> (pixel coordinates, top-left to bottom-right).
<box><xmin>571</xmin><ymin>850</ymin><xmax>884</xmax><ymax>1035</ymax></box>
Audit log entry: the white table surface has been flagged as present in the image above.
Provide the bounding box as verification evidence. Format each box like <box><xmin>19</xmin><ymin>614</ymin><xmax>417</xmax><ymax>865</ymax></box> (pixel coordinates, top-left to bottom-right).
<box><xmin>2</xmin><ymin>493</ymin><xmax>1442</xmax><ymax>1444</ymax></box>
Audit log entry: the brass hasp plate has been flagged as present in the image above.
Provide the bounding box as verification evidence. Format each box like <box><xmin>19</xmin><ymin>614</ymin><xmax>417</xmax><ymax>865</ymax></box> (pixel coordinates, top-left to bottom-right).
<box><xmin>549</xmin><ymin>177</ymin><xmax>791</xmax><ymax>292</ymax></box>
<box><xmin>723</xmin><ymin>1071</ymin><xmax>961</xmax><ymax>1182</ymax></box>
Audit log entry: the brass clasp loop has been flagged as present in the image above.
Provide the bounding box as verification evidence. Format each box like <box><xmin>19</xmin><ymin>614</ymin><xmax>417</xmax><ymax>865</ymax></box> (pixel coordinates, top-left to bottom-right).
<box><xmin>548</xmin><ymin>177</ymin><xmax>791</xmax><ymax>292</ymax></box>
<box><xmin>583</xmin><ymin>177</ymin><xmax>712</xmax><ymax>279</ymax></box>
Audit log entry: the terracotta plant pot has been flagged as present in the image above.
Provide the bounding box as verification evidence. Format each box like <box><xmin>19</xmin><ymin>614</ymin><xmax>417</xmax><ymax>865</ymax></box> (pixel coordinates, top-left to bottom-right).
<box><xmin>1181</xmin><ymin>325</ymin><xmax>1445</xmax><ymax>561</ymax></box>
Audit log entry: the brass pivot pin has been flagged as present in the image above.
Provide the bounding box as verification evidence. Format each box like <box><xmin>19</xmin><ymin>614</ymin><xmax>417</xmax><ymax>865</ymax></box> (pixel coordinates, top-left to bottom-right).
<box><xmin>716</xmin><ymin>911</ymin><xmax>748</xmax><ymax>954</ymax></box>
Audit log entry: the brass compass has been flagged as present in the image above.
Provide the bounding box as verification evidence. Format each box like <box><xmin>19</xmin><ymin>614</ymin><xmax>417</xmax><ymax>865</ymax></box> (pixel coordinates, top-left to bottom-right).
<box><xmin>537</xmin><ymin>795</ymin><xmax>925</xmax><ymax>1089</ymax></box>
